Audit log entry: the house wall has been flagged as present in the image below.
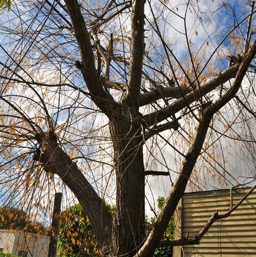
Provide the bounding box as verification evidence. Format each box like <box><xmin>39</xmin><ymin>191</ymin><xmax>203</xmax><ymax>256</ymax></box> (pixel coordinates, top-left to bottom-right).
<box><xmin>173</xmin><ymin>187</ymin><xmax>256</xmax><ymax>257</ymax></box>
<box><xmin>0</xmin><ymin>230</ymin><xmax>49</xmax><ymax>257</ymax></box>
<box><xmin>0</xmin><ymin>230</ymin><xmax>15</xmax><ymax>253</ymax></box>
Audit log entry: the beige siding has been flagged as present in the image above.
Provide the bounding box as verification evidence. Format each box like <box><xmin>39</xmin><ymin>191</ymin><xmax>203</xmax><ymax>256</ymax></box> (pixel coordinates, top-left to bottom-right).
<box><xmin>0</xmin><ymin>230</ymin><xmax>15</xmax><ymax>253</ymax></box>
<box><xmin>0</xmin><ymin>230</ymin><xmax>49</xmax><ymax>257</ymax></box>
<box><xmin>173</xmin><ymin>187</ymin><xmax>256</xmax><ymax>257</ymax></box>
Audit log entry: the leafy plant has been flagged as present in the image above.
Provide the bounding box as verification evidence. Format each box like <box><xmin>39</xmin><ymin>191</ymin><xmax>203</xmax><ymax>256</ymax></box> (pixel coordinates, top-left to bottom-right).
<box><xmin>146</xmin><ymin>197</ymin><xmax>173</xmax><ymax>257</ymax></box>
<box><xmin>0</xmin><ymin>206</ymin><xmax>47</xmax><ymax>235</ymax></box>
<box><xmin>0</xmin><ymin>0</ymin><xmax>11</xmax><ymax>10</ymax></box>
<box><xmin>58</xmin><ymin>204</ymin><xmax>101</xmax><ymax>257</ymax></box>
<box><xmin>0</xmin><ymin>253</ymin><xmax>21</xmax><ymax>257</ymax></box>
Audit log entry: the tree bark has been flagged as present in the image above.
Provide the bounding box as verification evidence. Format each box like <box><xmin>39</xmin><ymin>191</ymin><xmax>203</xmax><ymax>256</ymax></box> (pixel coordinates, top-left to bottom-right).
<box><xmin>136</xmin><ymin>107</ymin><xmax>214</xmax><ymax>257</ymax></box>
<box><xmin>34</xmin><ymin>134</ymin><xmax>113</xmax><ymax>255</ymax></box>
<box><xmin>110</xmin><ymin>113</ymin><xmax>145</xmax><ymax>256</ymax></box>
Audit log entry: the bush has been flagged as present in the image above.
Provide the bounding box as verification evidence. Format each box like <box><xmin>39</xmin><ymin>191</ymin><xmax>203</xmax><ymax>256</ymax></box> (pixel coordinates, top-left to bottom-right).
<box><xmin>58</xmin><ymin>204</ymin><xmax>101</xmax><ymax>257</ymax></box>
<box><xmin>0</xmin><ymin>253</ymin><xmax>22</xmax><ymax>257</ymax></box>
<box><xmin>0</xmin><ymin>206</ymin><xmax>47</xmax><ymax>235</ymax></box>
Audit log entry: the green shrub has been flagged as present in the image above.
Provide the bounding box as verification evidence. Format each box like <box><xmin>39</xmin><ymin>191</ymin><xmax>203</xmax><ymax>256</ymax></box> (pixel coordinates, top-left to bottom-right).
<box><xmin>0</xmin><ymin>253</ymin><xmax>22</xmax><ymax>257</ymax></box>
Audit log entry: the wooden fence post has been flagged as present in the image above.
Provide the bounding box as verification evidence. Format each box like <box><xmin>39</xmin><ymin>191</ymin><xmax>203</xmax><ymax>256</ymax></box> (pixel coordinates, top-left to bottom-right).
<box><xmin>48</xmin><ymin>192</ymin><xmax>62</xmax><ymax>257</ymax></box>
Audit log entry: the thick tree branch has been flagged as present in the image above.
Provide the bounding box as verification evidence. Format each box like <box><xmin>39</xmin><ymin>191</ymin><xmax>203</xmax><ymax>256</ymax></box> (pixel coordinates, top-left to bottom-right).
<box><xmin>143</xmin><ymin>63</ymin><xmax>240</xmax><ymax>127</ymax></box>
<box><xmin>102</xmin><ymin>78</ymin><xmax>128</xmax><ymax>92</ymax></box>
<box><xmin>64</xmin><ymin>0</ymin><xmax>117</xmax><ymax>116</ymax></box>
<box><xmin>139</xmin><ymin>85</ymin><xmax>190</xmax><ymax>106</ymax></box>
<box><xmin>143</xmin><ymin>41</ymin><xmax>256</xmax><ymax>127</ymax></box>
<box><xmin>145</xmin><ymin>170</ymin><xmax>170</xmax><ymax>176</ymax></box>
<box><xmin>34</xmin><ymin>134</ymin><xmax>113</xmax><ymax>255</ymax></box>
<box><xmin>136</xmin><ymin>107</ymin><xmax>214</xmax><ymax>257</ymax></box>
<box><xmin>210</xmin><ymin>41</ymin><xmax>256</xmax><ymax>113</ymax></box>
<box><xmin>144</xmin><ymin>119</ymin><xmax>180</xmax><ymax>141</ymax></box>
<box><xmin>127</xmin><ymin>0</ymin><xmax>145</xmax><ymax>107</ymax></box>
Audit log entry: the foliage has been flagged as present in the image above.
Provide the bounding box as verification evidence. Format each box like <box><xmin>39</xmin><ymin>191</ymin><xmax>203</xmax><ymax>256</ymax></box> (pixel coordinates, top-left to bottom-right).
<box><xmin>146</xmin><ymin>197</ymin><xmax>173</xmax><ymax>257</ymax></box>
<box><xmin>59</xmin><ymin>201</ymin><xmax>171</xmax><ymax>257</ymax></box>
<box><xmin>0</xmin><ymin>206</ymin><xmax>47</xmax><ymax>235</ymax></box>
<box><xmin>157</xmin><ymin>197</ymin><xmax>174</xmax><ymax>241</ymax></box>
<box><xmin>58</xmin><ymin>204</ymin><xmax>101</xmax><ymax>257</ymax></box>
<box><xmin>0</xmin><ymin>0</ymin><xmax>11</xmax><ymax>10</ymax></box>
<box><xmin>58</xmin><ymin>201</ymin><xmax>174</xmax><ymax>257</ymax></box>
<box><xmin>0</xmin><ymin>253</ymin><xmax>21</xmax><ymax>257</ymax></box>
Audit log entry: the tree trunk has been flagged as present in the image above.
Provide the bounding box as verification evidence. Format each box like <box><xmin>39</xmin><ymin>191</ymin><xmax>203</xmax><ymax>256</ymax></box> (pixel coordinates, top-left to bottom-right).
<box><xmin>110</xmin><ymin>114</ymin><xmax>145</xmax><ymax>256</ymax></box>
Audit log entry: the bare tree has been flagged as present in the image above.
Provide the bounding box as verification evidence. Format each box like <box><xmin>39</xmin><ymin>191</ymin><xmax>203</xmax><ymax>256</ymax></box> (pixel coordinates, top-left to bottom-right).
<box><xmin>0</xmin><ymin>1</ymin><xmax>255</xmax><ymax>256</ymax></box>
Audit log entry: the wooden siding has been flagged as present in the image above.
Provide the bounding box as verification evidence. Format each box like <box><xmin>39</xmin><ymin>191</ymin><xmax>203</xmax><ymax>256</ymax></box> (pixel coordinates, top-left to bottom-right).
<box><xmin>173</xmin><ymin>187</ymin><xmax>256</xmax><ymax>257</ymax></box>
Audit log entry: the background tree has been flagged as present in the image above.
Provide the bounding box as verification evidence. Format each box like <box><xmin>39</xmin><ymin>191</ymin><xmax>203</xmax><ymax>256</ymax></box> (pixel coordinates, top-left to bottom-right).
<box><xmin>0</xmin><ymin>206</ymin><xmax>46</xmax><ymax>234</ymax></box>
<box><xmin>58</xmin><ymin>204</ymin><xmax>101</xmax><ymax>257</ymax></box>
<box><xmin>58</xmin><ymin>201</ymin><xmax>171</xmax><ymax>257</ymax></box>
<box><xmin>0</xmin><ymin>1</ymin><xmax>255</xmax><ymax>257</ymax></box>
